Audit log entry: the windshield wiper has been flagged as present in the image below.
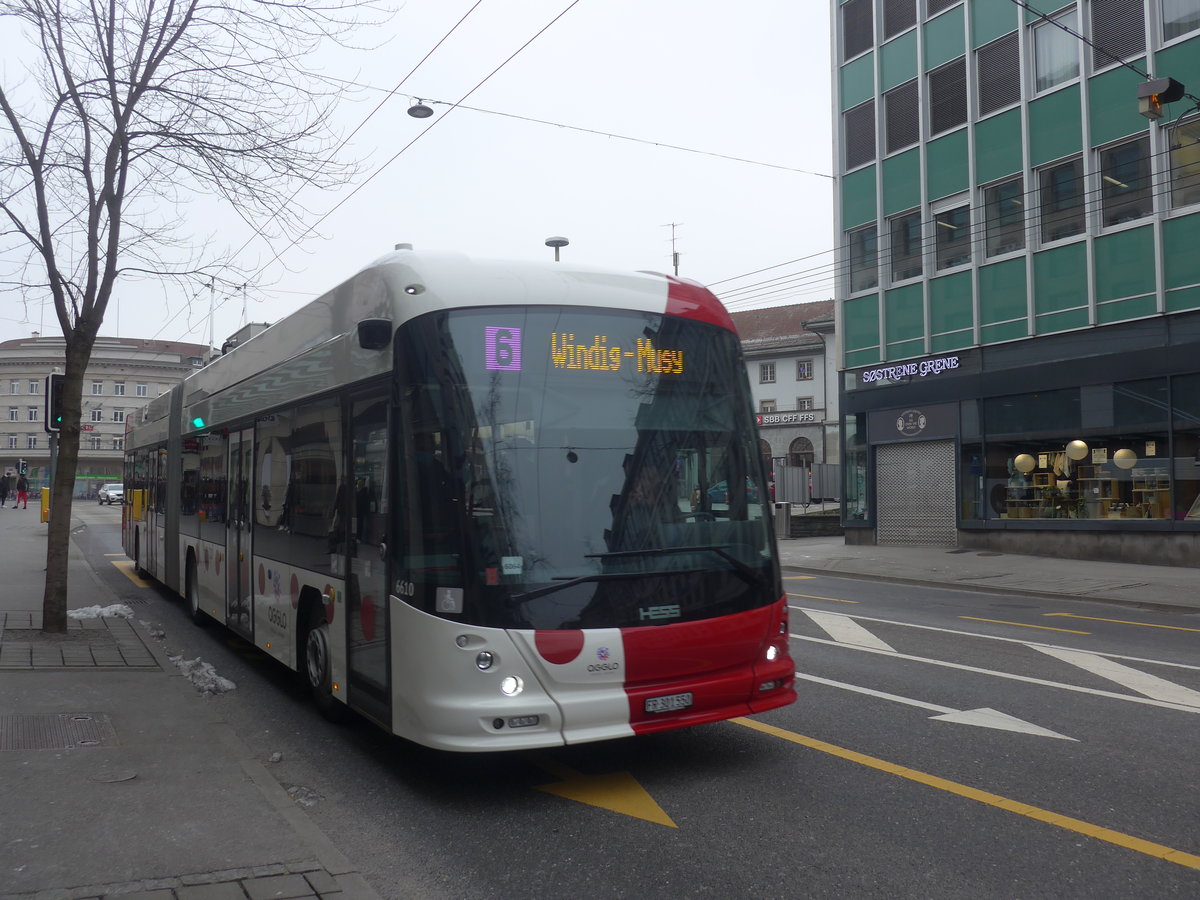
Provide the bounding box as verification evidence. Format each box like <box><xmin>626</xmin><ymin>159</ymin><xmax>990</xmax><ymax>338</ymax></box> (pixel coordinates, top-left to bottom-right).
<box><xmin>508</xmin><ymin>570</ymin><xmax>668</xmax><ymax>603</ymax></box>
<box><xmin>585</xmin><ymin>545</ymin><xmax>768</xmax><ymax>591</ymax></box>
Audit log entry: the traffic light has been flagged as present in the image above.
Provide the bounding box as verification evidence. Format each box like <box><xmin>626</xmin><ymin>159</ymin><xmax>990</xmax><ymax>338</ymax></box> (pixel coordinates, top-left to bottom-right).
<box><xmin>18</xmin><ymin>459</ymin><xmax>27</xmax><ymax>475</ymax></box>
<box><xmin>44</xmin><ymin>372</ymin><xmax>65</xmax><ymax>433</ymax></box>
<box><xmin>1137</xmin><ymin>77</ymin><xmax>1185</xmax><ymax>120</ymax></box>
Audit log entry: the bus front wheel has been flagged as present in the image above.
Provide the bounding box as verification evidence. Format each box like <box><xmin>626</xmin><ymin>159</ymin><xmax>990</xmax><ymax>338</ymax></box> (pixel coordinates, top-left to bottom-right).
<box><xmin>303</xmin><ymin>615</ymin><xmax>345</xmax><ymax>723</ymax></box>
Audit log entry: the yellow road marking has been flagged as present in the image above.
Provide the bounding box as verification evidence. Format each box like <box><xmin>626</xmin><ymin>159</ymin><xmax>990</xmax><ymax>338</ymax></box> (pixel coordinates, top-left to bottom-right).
<box><xmin>788</xmin><ymin>592</ymin><xmax>858</xmax><ymax>604</ymax></box>
<box><xmin>111</xmin><ymin>560</ymin><xmax>152</xmax><ymax>588</ymax></box>
<box><xmin>1045</xmin><ymin>613</ymin><xmax>1200</xmax><ymax>634</ymax></box>
<box><xmin>731</xmin><ymin>717</ymin><xmax>1200</xmax><ymax>871</ymax></box>
<box><xmin>784</xmin><ymin>575</ymin><xmax>816</xmax><ymax>580</ymax></box>
<box><xmin>104</xmin><ymin>553</ymin><xmax>125</xmax><ymax>557</ymax></box>
<box><xmin>527</xmin><ymin>753</ymin><xmax>677</xmax><ymax>828</ymax></box>
<box><xmin>959</xmin><ymin>616</ymin><xmax>1090</xmax><ymax>635</ymax></box>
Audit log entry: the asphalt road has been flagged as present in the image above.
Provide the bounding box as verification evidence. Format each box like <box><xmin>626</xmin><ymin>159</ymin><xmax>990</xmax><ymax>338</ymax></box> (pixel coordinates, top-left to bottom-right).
<box><xmin>77</xmin><ymin>506</ymin><xmax>1200</xmax><ymax>899</ymax></box>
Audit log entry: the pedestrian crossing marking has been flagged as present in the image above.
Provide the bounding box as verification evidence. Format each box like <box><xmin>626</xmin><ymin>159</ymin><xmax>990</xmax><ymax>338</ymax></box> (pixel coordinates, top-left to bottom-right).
<box><xmin>1033</xmin><ymin>646</ymin><xmax>1200</xmax><ymax>709</ymax></box>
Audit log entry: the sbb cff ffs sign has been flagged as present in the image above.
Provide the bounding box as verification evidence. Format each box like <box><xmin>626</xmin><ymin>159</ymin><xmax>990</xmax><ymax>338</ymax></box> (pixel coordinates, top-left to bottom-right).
<box><xmin>44</xmin><ymin>373</ymin><xmax>65</xmax><ymax>433</ymax></box>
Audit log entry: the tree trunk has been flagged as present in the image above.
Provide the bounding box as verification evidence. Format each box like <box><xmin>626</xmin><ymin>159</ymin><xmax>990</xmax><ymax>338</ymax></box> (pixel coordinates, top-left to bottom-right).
<box><xmin>41</xmin><ymin>336</ymin><xmax>93</xmax><ymax>633</ymax></box>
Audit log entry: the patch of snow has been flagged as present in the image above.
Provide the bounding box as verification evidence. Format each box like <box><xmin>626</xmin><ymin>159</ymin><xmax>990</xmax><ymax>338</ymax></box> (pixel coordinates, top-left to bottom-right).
<box><xmin>68</xmin><ymin>604</ymin><xmax>134</xmax><ymax>619</ymax></box>
<box><xmin>168</xmin><ymin>655</ymin><xmax>237</xmax><ymax>694</ymax></box>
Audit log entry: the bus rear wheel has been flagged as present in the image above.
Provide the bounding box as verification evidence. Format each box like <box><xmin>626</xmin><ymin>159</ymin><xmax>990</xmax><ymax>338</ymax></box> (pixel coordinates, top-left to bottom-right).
<box><xmin>303</xmin><ymin>616</ymin><xmax>345</xmax><ymax>722</ymax></box>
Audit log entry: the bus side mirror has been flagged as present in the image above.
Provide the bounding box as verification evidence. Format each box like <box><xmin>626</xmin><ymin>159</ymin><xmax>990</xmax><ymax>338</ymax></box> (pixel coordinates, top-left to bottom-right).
<box><xmin>357</xmin><ymin>319</ymin><xmax>393</xmax><ymax>350</ymax></box>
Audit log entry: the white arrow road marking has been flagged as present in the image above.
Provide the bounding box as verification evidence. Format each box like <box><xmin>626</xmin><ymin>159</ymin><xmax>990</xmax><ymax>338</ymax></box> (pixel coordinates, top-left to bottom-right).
<box><xmin>794</xmin><ymin>672</ymin><xmax>1076</xmax><ymax>740</ymax></box>
<box><xmin>803</xmin><ymin>610</ymin><xmax>896</xmax><ymax>651</ymax></box>
<box><xmin>1032</xmin><ymin>646</ymin><xmax>1200</xmax><ymax>708</ymax></box>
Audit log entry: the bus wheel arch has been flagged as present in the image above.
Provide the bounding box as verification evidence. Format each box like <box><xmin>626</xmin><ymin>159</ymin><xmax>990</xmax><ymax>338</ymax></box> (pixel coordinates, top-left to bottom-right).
<box><xmin>299</xmin><ymin>588</ymin><xmax>345</xmax><ymax>722</ymax></box>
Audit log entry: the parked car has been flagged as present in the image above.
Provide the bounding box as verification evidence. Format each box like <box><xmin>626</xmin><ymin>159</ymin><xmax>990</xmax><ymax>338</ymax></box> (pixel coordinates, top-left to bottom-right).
<box><xmin>706</xmin><ymin>477</ymin><xmax>759</xmax><ymax>504</ymax></box>
<box><xmin>98</xmin><ymin>483</ymin><xmax>124</xmax><ymax>505</ymax></box>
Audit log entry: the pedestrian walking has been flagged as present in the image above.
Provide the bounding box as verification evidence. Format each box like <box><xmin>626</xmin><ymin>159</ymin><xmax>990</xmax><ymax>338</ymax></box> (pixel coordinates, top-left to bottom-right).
<box><xmin>16</xmin><ymin>473</ymin><xmax>29</xmax><ymax>509</ymax></box>
<box><xmin>0</xmin><ymin>473</ymin><xmax>9</xmax><ymax>508</ymax></box>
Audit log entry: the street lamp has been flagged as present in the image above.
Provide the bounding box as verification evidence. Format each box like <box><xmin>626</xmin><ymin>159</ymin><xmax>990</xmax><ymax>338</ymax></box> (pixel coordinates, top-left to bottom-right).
<box><xmin>545</xmin><ymin>236</ymin><xmax>569</xmax><ymax>262</ymax></box>
<box><xmin>407</xmin><ymin>100</ymin><xmax>434</xmax><ymax>119</ymax></box>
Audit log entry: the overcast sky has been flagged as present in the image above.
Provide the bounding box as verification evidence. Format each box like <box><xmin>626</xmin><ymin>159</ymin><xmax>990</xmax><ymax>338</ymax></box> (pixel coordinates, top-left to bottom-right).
<box><xmin>6</xmin><ymin>0</ymin><xmax>834</xmax><ymax>346</ymax></box>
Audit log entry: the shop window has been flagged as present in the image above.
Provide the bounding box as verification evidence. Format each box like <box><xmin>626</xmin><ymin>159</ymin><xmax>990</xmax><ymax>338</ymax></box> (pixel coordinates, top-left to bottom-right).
<box><xmin>797</xmin><ymin>359</ymin><xmax>814</xmax><ymax>380</ymax></box>
<box><xmin>935</xmin><ymin>205</ymin><xmax>970</xmax><ymax>270</ymax></box>
<box><xmin>1174</xmin><ymin>373</ymin><xmax>1200</xmax><ymax>519</ymax></box>
<box><xmin>1170</xmin><ymin>117</ymin><xmax>1200</xmax><ymax>208</ymax></box>
<box><xmin>1033</xmin><ymin>8</ymin><xmax>1079</xmax><ymax>93</ymax></box>
<box><xmin>984</xmin><ymin>177</ymin><xmax>1025</xmax><ymax>256</ymax></box>
<box><xmin>928</xmin><ymin>57</ymin><xmax>967</xmax><ymax>137</ymax></box>
<box><xmin>844</xmin><ymin>100</ymin><xmax>876</xmax><ymax>170</ymax></box>
<box><xmin>961</xmin><ymin>444</ymin><xmax>985</xmax><ymax>520</ymax></box>
<box><xmin>789</xmin><ymin>437</ymin><xmax>815</xmax><ymax>467</ymax></box>
<box><xmin>848</xmin><ymin>225</ymin><xmax>879</xmax><ymax>292</ymax></box>
<box><xmin>1100</xmin><ymin>136</ymin><xmax>1152</xmax><ymax>226</ymax></box>
<box><xmin>842</xmin><ymin>0</ymin><xmax>873</xmax><ymax>59</ymax></box>
<box><xmin>1040</xmin><ymin>157</ymin><xmax>1085</xmax><ymax>242</ymax></box>
<box><xmin>1164</xmin><ymin>0</ymin><xmax>1200</xmax><ymax>40</ymax></box>
<box><xmin>882</xmin><ymin>0</ymin><xmax>916</xmax><ymax>39</ymax></box>
<box><xmin>1090</xmin><ymin>0</ymin><xmax>1144</xmax><ymax>69</ymax></box>
<box><xmin>889</xmin><ymin>211</ymin><xmax>923</xmax><ymax>280</ymax></box>
<box><xmin>843</xmin><ymin>413</ymin><xmax>869</xmax><ymax>521</ymax></box>
<box><xmin>977</xmin><ymin>33</ymin><xmax>1020</xmax><ymax>117</ymax></box>
<box><xmin>884</xmin><ymin>80</ymin><xmax>919</xmax><ymax>154</ymax></box>
<box><xmin>759</xmin><ymin>363</ymin><xmax>776</xmax><ymax>384</ymax></box>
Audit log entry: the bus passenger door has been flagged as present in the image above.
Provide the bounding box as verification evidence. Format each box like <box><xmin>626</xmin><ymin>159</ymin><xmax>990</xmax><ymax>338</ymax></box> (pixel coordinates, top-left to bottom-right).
<box><xmin>346</xmin><ymin>394</ymin><xmax>390</xmax><ymax>727</ymax></box>
<box><xmin>226</xmin><ymin>428</ymin><xmax>254</xmax><ymax>639</ymax></box>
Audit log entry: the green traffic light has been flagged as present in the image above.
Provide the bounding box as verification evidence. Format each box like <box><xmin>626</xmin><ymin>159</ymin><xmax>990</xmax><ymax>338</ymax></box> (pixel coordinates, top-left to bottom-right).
<box><xmin>192</xmin><ymin>417</ymin><xmax>206</xmax><ymax>428</ymax></box>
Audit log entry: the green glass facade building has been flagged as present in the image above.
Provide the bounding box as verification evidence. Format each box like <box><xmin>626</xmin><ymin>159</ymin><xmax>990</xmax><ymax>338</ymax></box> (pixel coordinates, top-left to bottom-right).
<box><xmin>833</xmin><ymin>0</ymin><xmax>1200</xmax><ymax>564</ymax></box>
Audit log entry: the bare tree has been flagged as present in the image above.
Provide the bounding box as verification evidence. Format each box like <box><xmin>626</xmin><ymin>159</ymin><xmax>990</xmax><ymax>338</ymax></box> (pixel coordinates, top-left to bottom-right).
<box><xmin>0</xmin><ymin>0</ymin><xmax>382</xmax><ymax>631</ymax></box>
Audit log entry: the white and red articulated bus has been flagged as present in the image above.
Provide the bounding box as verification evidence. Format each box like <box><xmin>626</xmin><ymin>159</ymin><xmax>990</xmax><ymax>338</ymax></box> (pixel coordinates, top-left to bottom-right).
<box><xmin>124</xmin><ymin>246</ymin><xmax>795</xmax><ymax>751</ymax></box>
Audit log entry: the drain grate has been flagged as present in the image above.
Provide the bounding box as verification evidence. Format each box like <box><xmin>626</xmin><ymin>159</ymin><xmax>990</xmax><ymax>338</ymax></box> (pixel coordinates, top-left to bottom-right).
<box><xmin>0</xmin><ymin>713</ymin><xmax>118</xmax><ymax>750</ymax></box>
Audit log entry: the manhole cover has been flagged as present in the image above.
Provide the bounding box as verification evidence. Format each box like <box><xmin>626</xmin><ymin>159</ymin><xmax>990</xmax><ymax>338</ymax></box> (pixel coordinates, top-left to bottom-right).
<box><xmin>0</xmin><ymin>713</ymin><xmax>118</xmax><ymax>750</ymax></box>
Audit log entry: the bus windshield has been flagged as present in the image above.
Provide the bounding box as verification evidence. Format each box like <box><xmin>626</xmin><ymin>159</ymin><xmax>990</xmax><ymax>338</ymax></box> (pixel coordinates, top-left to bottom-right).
<box><xmin>394</xmin><ymin>306</ymin><xmax>777</xmax><ymax>630</ymax></box>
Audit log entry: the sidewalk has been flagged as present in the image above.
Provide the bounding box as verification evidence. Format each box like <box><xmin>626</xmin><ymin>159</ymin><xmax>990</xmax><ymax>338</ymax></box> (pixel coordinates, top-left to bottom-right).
<box><xmin>0</xmin><ymin>509</ymin><xmax>383</xmax><ymax>900</ymax></box>
<box><xmin>777</xmin><ymin>534</ymin><xmax>1200</xmax><ymax>612</ymax></box>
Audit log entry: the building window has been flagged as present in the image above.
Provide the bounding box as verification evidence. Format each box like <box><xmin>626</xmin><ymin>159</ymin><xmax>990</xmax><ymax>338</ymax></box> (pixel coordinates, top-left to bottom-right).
<box><xmin>90</xmin><ymin>408</ymin><xmax>104</xmax><ymax>422</ymax></box>
<box><xmin>29</xmin><ymin>380</ymin><xmax>38</xmax><ymax>394</ymax></box>
<box><xmin>7</xmin><ymin>407</ymin><xmax>17</xmax><ymax>422</ymax></box>
<box><xmin>1170</xmin><ymin>117</ymin><xmax>1200</xmax><ymax>208</ymax></box>
<box><xmin>884</xmin><ymin>80</ymin><xmax>919</xmax><ymax>154</ymax></box>
<box><xmin>889</xmin><ymin>210</ymin><xmax>924</xmax><ymax>280</ymax></box>
<box><xmin>136</xmin><ymin>382</ymin><xmax>148</xmax><ymax>397</ymax></box>
<box><xmin>928</xmin><ymin>57</ymin><xmax>966</xmax><ymax>136</ymax></box>
<box><xmin>1100</xmin><ymin>136</ymin><xmax>1152</xmax><ymax>226</ymax></box>
<box><xmin>1164</xmin><ymin>0</ymin><xmax>1200</xmax><ymax>40</ymax></box>
<box><xmin>113</xmin><ymin>438</ymin><xmax>124</xmax><ymax>451</ymax></box>
<box><xmin>6</xmin><ymin>436</ymin><xmax>16</xmax><ymax>450</ymax></box>
<box><xmin>977</xmin><ymin>32</ymin><xmax>1020</xmax><ymax>116</ymax></box>
<box><xmin>760</xmin><ymin>399</ymin><xmax>777</xmax><ymax>413</ymax></box>
<box><xmin>113</xmin><ymin>409</ymin><xmax>125</xmax><ymax>423</ymax></box>
<box><xmin>92</xmin><ymin>380</ymin><xmax>103</xmax><ymax>395</ymax></box>
<box><xmin>27</xmin><ymin>435</ymin><xmax>38</xmax><ymax>449</ymax></box>
<box><xmin>113</xmin><ymin>382</ymin><xmax>125</xmax><ymax>396</ymax></box>
<box><xmin>797</xmin><ymin>397</ymin><xmax>815</xmax><ymax>411</ymax></box>
<box><xmin>984</xmin><ymin>177</ymin><xmax>1026</xmax><ymax>256</ymax></box>
<box><xmin>842</xmin><ymin>0</ymin><xmax>873</xmax><ymax>59</ymax></box>
<box><xmin>27</xmin><ymin>407</ymin><xmax>38</xmax><ymax>422</ymax></box>
<box><xmin>927</xmin><ymin>0</ymin><xmax>958</xmax><ymax>15</ymax></box>
<box><xmin>882</xmin><ymin>0</ymin><xmax>915</xmax><ymax>39</ymax></box>
<box><xmin>1034</xmin><ymin>9</ymin><xmax>1079</xmax><ymax>92</ymax></box>
<box><xmin>759</xmin><ymin>363</ymin><xmax>776</xmax><ymax>384</ymax></box>
<box><xmin>1040</xmin><ymin>157</ymin><xmax>1085</xmax><ymax>242</ymax></box>
<box><xmin>1091</xmin><ymin>0</ymin><xmax>1144</xmax><ymax>69</ymax></box>
<box><xmin>797</xmin><ymin>359</ymin><xmax>814</xmax><ymax>381</ymax></box>
<box><xmin>935</xmin><ymin>206</ymin><xmax>971</xmax><ymax>270</ymax></box>
<box><xmin>848</xmin><ymin>225</ymin><xmax>879</xmax><ymax>292</ymax></box>
<box><xmin>844</xmin><ymin>100</ymin><xmax>876</xmax><ymax>170</ymax></box>
<box><xmin>8</xmin><ymin>381</ymin><xmax>17</xmax><ymax>394</ymax></box>
<box><xmin>88</xmin><ymin>436</ymin><xmax>101</xmax><ymax>450</ymax></box>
